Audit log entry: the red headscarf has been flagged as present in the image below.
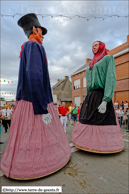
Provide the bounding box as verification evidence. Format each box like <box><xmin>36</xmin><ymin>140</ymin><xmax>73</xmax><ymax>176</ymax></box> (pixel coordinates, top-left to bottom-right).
<box><xmin>89</xmin><ymin>41</ymin><xmax>108</xmax><ymax>70</ymax></box>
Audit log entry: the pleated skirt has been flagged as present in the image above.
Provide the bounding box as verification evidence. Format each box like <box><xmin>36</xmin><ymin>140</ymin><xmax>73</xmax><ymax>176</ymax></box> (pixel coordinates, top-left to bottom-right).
<box><xmin>0</xmin><ymin>100</ymin><xmax>71</xmax><ymax>179</ymax></box>
<box><xmin>72</xmin><ymin>90</ymin><xmax>124</xmax><ymax>153</ymax></box>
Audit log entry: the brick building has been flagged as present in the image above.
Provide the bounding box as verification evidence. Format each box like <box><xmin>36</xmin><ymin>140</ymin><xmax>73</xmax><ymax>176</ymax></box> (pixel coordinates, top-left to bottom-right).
<box><xmin>71</xmin><ymin>35</ymin><xmax>129</xmax><ymax>106</ymax></box>
<box><xmin>108</xmin><ymin>35</ymin><xmax>129</xmax><ymax>104</ymax></box>
<box><xmin>71</xmin><ymin>59</ymin><xmax>91</xmax><ymax>106</ymax></box>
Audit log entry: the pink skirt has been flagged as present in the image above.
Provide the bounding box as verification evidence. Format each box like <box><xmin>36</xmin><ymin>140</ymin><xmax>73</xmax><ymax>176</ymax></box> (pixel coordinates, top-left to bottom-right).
<box><xmin>72</xmin><ymin>113</ymin><xmax>124</xmax><ymax>152</ymax></box>
<box><xmin>0</xmin><ymin>100</ymin><xmax>71</xmax><ymax>179</ymax></box>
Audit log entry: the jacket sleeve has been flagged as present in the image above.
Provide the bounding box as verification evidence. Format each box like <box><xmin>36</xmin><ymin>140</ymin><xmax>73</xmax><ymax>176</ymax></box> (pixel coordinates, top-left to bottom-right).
<box><xmin>26</xmin><ymin>42</ymin><xmax>48</xmax><ymax>115</ymax></box>
<box><xmin>86</xmin><ymin>69</ymin><xmax>90</xmax><ymax>95</ymax></box>
<box><xmin>102</xmin><ymin>55</ymin><xmax>116</xmax><ymax>102</ymax></box>
<box><xmin>86</xmin><ymin>84</ymin><xmax>90</xmax><ymax>96</ymax></box>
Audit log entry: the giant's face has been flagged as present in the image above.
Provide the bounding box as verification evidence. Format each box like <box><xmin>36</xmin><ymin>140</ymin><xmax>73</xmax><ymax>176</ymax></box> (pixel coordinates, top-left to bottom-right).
<box><xmin>92</xmin><ymin>41</ymin><xmax>100</xmax><ymax>54</ymax></box>
<box><xmin>37</xmin><ymin>27</ymin><xmax>44</xmax><ymax>43</ymax></box>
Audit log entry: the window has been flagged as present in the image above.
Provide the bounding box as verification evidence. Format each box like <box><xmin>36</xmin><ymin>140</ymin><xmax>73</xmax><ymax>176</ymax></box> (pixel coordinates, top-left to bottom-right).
<box><xmin>83</xmin><ymin>77</ymin><xmax>87</xmax><ymax>87</ymax></box>
<box><xmin>74</xmin><ymin>97</ymin><xmax>81</xmax><ymax>107</ymax></box>
<box><xmin>74</xmin><ymin>79</ymin><xmax>80</xmax><ymax>89</ymax></box>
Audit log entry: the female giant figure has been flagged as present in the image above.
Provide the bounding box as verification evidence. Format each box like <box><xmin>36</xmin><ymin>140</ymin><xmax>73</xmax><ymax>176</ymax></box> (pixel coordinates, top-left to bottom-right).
<box><xmin>72</xmin><ymin>41</ymin><xmax>124</xmax><ymax>153</ymax></box>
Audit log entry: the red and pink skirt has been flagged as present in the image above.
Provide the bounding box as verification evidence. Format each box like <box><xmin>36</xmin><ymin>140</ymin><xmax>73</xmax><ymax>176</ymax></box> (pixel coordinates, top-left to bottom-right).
<box><xmin>0</xmin><ymin>100</ymin><xmax>71</xmax><ymax>179</ymax></box>
<box><xmin>72</xmin><ymin>114</ymin><xmax>124</xmax><ymax>153</ymax></box>
<box><xmin>72</xmin><ymin>89</ymin><xmax>124</xmax><ymax>153</ymax></box>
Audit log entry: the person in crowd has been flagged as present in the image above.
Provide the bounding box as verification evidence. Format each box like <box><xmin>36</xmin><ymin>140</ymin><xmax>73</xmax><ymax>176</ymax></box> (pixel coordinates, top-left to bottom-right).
<box><xmin>114</xmin><ymin>100</ymin><xmax>119</xmax><ymax>109</ymax></box>
<box><xmin>72</xmin><ymin>103</ymin><xmax>78</xmax><ymax>125</ymax></box>
<box><xmin>120</xmin><ymin>101</ymin><xmax>124</xmax><ymax>110</ymax></box>
<box><xmin>78</xmin><ymin>103</ymin><xmax>82</xmax><ymax>120</ymax></box>
<box><xmin>8</xmin><ymin>104</ymin><xmax>11</xmax><ymax>109</ymax></box>
<box><xmin>68</xmin><ymin>103</ymin><xmax>73</xmax><ymax>126</ymax></box>
<box><xmin>124</xmin><ymin>107</ymin><xmax>128</xmax><ymax>114</ymax></box>
<box><xmin>58</xmin><ymin>102</ymin><xmax>69</xmax><ymax>133</ymax></box>
<box><xmin>11</xmin><ymin>105</ymin><xmax>15</xmax><ymax>114</ymax></box>
<box><xmin>123</xmin><ymin>107</ymin><xmax>128</xmax><ymax>124</ymax></box>
<box><xmin>124</xmin><ymin>101</ymin><xmax>128</xmax><ymax>109</ymax></box>
<box><xmin>116</xmin><ymin>107</ymin><xmax>119</xmax><ymax>112</ymax></box>
<box><xmin>54</xmin><ymin>103</ymin><xmax>58</xmax><ymax>111</ymax></box>
<box><xmin>0</xmin><ymin>106</ymin><xmax>2</xmax><ymax>114</ymax></box>
<box><xmin>116</xmin><ymin>107</ymin><xmax>124</xmax><ymax>125</ymax></box>
<box><xmin>2</xmin><ymin>104</ymin><xmax>12</xmax><ymax>133</ymax></box>
<box><xmin>0</xmin><ymin>112</ymin><xmax>5</xmax><ymax>149</ymax></box>
<box><xmin>115</xmin><ymin>107</ymin><xmax>119</xmax><ymax>112</ymax></box>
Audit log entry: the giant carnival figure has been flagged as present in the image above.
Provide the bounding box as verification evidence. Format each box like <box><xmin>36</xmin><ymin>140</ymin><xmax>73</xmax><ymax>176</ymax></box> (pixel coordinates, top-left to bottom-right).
<box><xmin>1</xmin><ymin>13</ymin><xmax>71</xmax><ymax>180</ymax></box>
<box><xmin>72</xmin><ymin>41</ymin><xmax>124</xmax><ymax>154</ymax></box>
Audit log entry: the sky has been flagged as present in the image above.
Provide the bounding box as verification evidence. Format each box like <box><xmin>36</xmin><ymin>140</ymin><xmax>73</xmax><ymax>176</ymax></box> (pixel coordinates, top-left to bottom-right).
<box><xmin>0</xmin><ymin>0</ymin><xmax>128</xmax><ymax>101</ymax></box>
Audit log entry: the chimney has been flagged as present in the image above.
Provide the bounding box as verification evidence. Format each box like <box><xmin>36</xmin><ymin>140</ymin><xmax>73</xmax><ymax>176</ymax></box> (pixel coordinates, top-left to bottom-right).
<box><xmin>65</xmin><ymin>76</ymin><xmax>68</xmax><ymax>79</ymax></box>
<box><xmin>86</xmin><ymin>58</ymin><xmax>91</xmax><ymax>63</ymax></box>
<box><xmin>127</xmin><ymin>35</ymin><xmax>129</xmax><ymax>42</ymax></box>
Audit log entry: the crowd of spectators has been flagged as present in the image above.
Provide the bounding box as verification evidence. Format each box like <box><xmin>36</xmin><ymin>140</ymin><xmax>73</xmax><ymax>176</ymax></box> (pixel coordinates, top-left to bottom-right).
<box><xmin>114</xmin><ymin>101</ymin><xmax>129</xmax><ymax>125</ymax></box>
<box><xmin>114</xmin><ymin>100</ymin><xmax>128</xmax><ymax>110</ymax></box>
<box><xmin>54</xmin><ymin>102</ymin><xmax>82</xmax><ymax>132</ymax></box>
<box><xmin>0</xmin><ymin>103</ymin><xmax>15</xmax><ymax>153</ymax></box>
<box><xmin>0</xmin><ymin>104</ymin><xmax>15</xmax><ymax>133</ymax></box>
<box><xmin>55</xmin><ymin>100</ymin><xmax>129</xmax><ymax>131</ymax></box>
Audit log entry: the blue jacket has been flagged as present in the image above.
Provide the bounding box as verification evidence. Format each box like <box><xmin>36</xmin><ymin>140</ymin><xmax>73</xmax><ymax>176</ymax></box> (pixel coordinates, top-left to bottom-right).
<box><xmin>16</xmin><ymin>41</ymin><xmax>53</xmax><ymax>115</ymax></box>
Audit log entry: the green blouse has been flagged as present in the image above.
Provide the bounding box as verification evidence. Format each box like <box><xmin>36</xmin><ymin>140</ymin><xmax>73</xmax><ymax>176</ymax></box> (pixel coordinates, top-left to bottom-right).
<box><xmin>86</xmin><ymin>55</ymin><xmax>116</xmax><ymax>102</ymax></box>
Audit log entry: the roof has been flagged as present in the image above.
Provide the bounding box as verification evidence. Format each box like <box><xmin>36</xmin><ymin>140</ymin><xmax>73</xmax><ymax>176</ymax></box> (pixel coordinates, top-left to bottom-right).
<box><xmin>110</xmin><ymin>48</ymin><xmax>129</xmax><ymax>58</ymax></box>
<box><xmin>108</xmin><ymin>42</ymin><xmax>129</xmax><ymax>56</ymax></box>
<box><xmin>52</xmin><ymin>79</ymin><xmax>64</xmax><ymax>89</ymax></box>
<box><xmin>59</xmin><ymin>97</ymin><xmax>72</xmax><ymax>101</ymax></box>
<box><xmin>71</xmin><ymin>61</ymin><xmax>90</xmax><ymax>76</ymax></box>
<box><xmin>52</xmin><ymin>78</ymin><xmax>72</xmax><ymax>99</ymax></box>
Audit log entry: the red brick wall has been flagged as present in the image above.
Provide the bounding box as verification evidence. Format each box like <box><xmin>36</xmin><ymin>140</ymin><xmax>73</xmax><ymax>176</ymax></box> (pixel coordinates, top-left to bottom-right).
<box><xmin>116</xmin><ymin>62</ymin><xmax>129</xmax><ymax>80</ymax></box>
<box><xmin>115</xmin><ymin>53</ymin><xmax>129</xmax><ymax>66</ymax></box>
<box><xmin>114</xmin><ymin>91</ymin><xmax>129</xmax><ymax>104</ymax></box>
<box><xmin>108</xmin><ymin>35</ymin><xmax>129</xmax><ymax>105</ymax></box>
<box><xmin>72</xmin><ymin>72</ymin><xmax>86</xmax><ymax>104</ymax></box>
<box><xmin>115</xmin><ymin>79</ymin><xmax>129</xmax><ymax>92</ymax></box>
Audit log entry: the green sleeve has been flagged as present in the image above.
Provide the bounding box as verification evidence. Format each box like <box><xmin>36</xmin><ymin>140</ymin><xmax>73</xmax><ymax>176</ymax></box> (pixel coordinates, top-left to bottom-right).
<box><xmin>86</xmin><ymin>85</ymin><xmax>90</xmax><ymax>95</ymax></box>
<box><xmin>86</xmin><ymin>69</ymin><xmax>90</xmax><ymax>95</ymax></box>
<box><xmin>102</xmin><ymin>55</ymin><xmax>116</xmax><ymax>102</ymax></box>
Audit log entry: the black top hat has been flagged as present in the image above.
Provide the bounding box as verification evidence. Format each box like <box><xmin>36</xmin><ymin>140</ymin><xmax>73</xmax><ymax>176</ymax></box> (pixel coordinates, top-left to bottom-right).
<box><xmin>17</xmin><ymin>13</ymin><xmax>47</xmax><ymax>35</ymax></box>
